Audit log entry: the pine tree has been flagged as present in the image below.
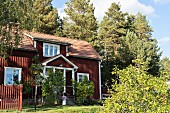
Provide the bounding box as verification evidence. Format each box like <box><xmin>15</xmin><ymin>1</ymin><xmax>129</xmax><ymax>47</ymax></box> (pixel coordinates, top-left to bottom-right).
<box><xmin>98</xmin><ymin>2</ymin><xmax>127</xmax><ymax>58</ymax></box>
<box><xmin>98</xmin><ymin>3</ymin><xmax>128</xmax><ymax>86</ymax></box>
<box><xmin>119</xmin><ymin>31</ymin><xmax>161</xmax><ymax>75</ymax></box>
<box><xmin>33</xmin><ymin>0</ymin><xmax>59</xmax><ymax>34</ymax></box>
<box><xmin>160</xmin><ymin>57</ymin><xmax>170</xmax><ymax>72</ymax></box>
<box><xmin>63</xmin><ymin>0</ymin><xmax>98</xmax><ymax>43</ymax></box>
<box><xmin>0</xmin><ymin>0</ymin><xmax>34</xmax><ymax>58</ymax></box>
<box><xmin>133</xmin><ymin>13</ymin><xmax>153</xmax><ymax>40</ymax></box>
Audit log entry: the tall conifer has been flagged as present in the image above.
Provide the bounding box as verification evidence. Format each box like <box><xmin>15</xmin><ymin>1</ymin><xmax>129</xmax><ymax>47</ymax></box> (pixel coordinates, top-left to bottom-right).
<box><xmin>33</xmin><ymin>0</ymin><xmax>59</xmax><ymax>34</ymax></box>
<box><xmin>98</xmin><ymin>3</ymin><xmax>127</xmax><ymax>58</ymax></box>
<box><xmin>133</xmin><ymin>13</ymin><xmax>153</xmax><ymax>40</ymax></box>
<box><xmin>63</xmin><ymin>0</ymin><xmax>98</xmax><ymax>43</ymax></box>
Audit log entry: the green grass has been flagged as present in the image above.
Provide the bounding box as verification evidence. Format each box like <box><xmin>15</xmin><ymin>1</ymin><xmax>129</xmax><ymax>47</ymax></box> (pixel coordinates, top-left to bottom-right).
<box><xmin>0</xmin><ymin>105</ymin><xmax>103</xmax><ymax>113</ymax></box>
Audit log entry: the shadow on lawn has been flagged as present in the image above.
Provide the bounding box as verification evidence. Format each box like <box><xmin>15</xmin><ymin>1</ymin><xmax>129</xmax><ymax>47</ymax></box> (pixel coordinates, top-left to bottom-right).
<box><xmin>22</xmin><ymin>105</ymin><xmax>64</xmax><ymax>112</ymax></box>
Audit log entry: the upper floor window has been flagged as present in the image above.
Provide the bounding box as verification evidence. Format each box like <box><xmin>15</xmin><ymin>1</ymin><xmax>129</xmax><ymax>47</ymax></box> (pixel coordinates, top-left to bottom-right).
<box><xmin>43</xmin><ymin>43</ymin><xmax>60</xmax><ymax>57</ymax></box>
<box><xmin>77</xmin><ymin>73</ymin><xmax>89</xmax><ymax>82</ymax></box>
<box><xmin>4</xmin><ymin>67</ymin><xmax>22</xmax><ymax>85</ymax></box>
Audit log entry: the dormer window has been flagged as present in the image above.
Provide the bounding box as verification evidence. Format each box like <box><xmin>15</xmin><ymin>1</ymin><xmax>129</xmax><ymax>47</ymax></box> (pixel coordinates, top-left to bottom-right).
<box><xmin>43</xmin><ymin>43</ymin><xmax>60</xmax><ymax>57</ymax></box>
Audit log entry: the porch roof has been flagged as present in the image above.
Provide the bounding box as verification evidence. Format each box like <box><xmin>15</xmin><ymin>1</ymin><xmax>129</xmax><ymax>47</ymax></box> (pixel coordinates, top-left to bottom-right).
<box><xmin>42</xmin><ymin>54</ymin><xmax>78</xmax><ymax>69</ymax></box>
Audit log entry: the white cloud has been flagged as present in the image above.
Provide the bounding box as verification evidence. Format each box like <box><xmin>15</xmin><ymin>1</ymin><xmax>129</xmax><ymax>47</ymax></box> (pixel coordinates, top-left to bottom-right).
<box><xmin>157</xmin><ymin>36</ymin><xmax>170</xmax><ymax>58</ymax></box>
<box><xmin>153</xmin><ymin>0</ymin><xmax>170</xmax><ymax>4</ymax></box>
<box><xmin>57</xmin><ymin>6</ymin><xmax>67</xmax><ymax>18</ymax></box>
<box><xmin>158</xmin><ymin>37</ymin><xmax>170</xmax><ymax>44</ymax></box>
<box><xmin>91</xmin><ymin>0</ymin><xmax>155</xmax><ymax>21</ymax></box>
<box><xmin>57</xmin><ymin>0</ymin><xmax>155</xmax><ymax>22</ymax></box>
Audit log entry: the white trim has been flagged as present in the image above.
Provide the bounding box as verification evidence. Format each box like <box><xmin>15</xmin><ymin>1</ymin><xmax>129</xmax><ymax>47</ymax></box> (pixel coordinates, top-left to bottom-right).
<box><xmin>63</xmin><ymin>69</ymin><xmax>66</xmax><ymax>93</ymax></box>
<box><xmin>4</xmin><ymin>67</ymin><xmax>22</xmax><ymax>85</ymax></box>
<box><xmin>43</xmin><ymin>66</ymin><xmax>46</xmax><ymax>78</ymax></box>
<box><xmin>43</xmin><ymin>43</ymin><xmax>60</xmax><ymax>57</ymax></box>
<box><xmin>66</xmin><ymin>46</ymin><xmax>69</xmax><ymax>56</ymax></box>
<box><xmin>99</xmin><ymin>61</ymin><xmax>102</xmax><ymax>100</ymax></box>
<box><xmin>34</xmin><ymin>41</ymin><xmax>36</xmax><ymax>48</ymax></box>
<box><xmin>72</xmin><ymin>69</ymin><xmax>75</xmax><ymax>95</ymax></box>
<box><xmin>42</xmin><ymin>54</ymin><xmax>78</xmax><ymax>69</ymax></box>
<box><xmin>45</xmin><ymin>66</ymin><xmax>74</xmax><ymax>70</ymax></box>
<box><xmin>24</xmin><ymin>33</ymin><xmax>35</xmax><ymax>39</ymax></box>
<box><xmin>77</xmin><ymin>73</ymin><xmax>89</xmax><ymax>82</ymax></box>
<box><xmin>43</xmin><ymin>66</ymin><xmax>75</xmax><ymax>78</ymax></box>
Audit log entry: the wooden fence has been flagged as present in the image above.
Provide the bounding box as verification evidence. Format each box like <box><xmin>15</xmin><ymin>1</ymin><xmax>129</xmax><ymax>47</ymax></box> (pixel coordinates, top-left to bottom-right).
<box><xmin>0</xmin><ymin>84</ymin><xmax>23</xmax><ymax>111</ymax></box>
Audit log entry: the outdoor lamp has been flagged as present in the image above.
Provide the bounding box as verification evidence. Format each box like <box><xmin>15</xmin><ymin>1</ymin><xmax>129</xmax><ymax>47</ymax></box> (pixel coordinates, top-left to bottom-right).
<box><xmin>33</xmin><ymin>68</ymin><xmax>39</xmax><ymax>75</ymax></box>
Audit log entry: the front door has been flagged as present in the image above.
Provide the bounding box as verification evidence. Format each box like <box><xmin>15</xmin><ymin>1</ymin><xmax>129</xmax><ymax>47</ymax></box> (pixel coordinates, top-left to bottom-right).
<box><xmin>66</xmin><ymin>70</ymin><xmax>73</xmax><ymax>96</ymax></box>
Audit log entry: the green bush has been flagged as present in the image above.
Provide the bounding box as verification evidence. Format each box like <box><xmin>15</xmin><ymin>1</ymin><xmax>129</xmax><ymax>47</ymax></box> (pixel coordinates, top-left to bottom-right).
<box><xmin>42</xmin><ymin>70</ymin><xmax>64</xmax><ymax>105</ymax></box>
<box><xmin>73</xmin><ymin>77</ymin><xmax>94</xmax><ymax>104</ymax></box>
<box><xmin>103</xmin><ymin>60</ymin><xmax>170</xmax><ymax>113</ymax></box>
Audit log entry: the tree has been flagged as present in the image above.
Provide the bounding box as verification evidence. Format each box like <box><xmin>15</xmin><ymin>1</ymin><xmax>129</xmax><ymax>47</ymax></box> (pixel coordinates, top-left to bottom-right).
<box><xmin>98</xmin><ymin>3</ymin><xmax>161</xmax><ymax>86</ymax></box>
<box><xmin>0</xmin><ymin>0</ymin><xmax>34</xmax><ymax>59</ymax></box>
<box><xmin>133</xmin><ymin>13</ymin><xmax>153</xmax><ymax>40</ymax></box>
<box><xmin>118</xmin><ymin>31</ymin><xmax>161</xmax><ymax>75</ymax></box>
<box><xmin>103</xmin><ymin>60</ymin><xmax>170</xmax><ymax>113</ymax></box>
<box><xmin>32</xmin><ymin>0</ymin><xmax>59</xmax><ymax>35</ymax></box>
<box><xmin>98</xmin><ymin>2</ymin><xmax>127</xmax><ymax>58</ymax></box>
<box><xmin>63</xmin><ymin>0</ymin><xmax>98</xmax><ymax>43</ymax></box>
<box><xmin>160</xmin><ymin>57</ymin><xmax>170</xmax><ymax>73</ymax></box>
<box><xmin>98</xmin><ymin>2</ymin><xmax>128</xmax><ymax>86</ymax></box>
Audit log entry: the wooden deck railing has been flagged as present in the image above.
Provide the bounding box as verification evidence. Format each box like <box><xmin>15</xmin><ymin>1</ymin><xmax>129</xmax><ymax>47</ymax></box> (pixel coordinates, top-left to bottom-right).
<box><xmin>0</xmin><ymin>84</ymin><xmax>23</xmax><ymax>111</ymax></box>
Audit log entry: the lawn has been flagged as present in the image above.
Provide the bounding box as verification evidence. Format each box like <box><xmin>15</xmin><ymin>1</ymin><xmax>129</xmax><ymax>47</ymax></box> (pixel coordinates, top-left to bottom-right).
<box><xmin>0</xmin><ymin>105</ymin><xmax>103</xmax><ymax>113</ymax></box>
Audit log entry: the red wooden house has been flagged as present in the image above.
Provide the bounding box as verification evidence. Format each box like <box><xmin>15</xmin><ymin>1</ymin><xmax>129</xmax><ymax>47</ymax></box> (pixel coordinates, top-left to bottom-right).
<box><xmin>0</xmin><ymin>31</ymin><xmax>102</xmax><ymax>99</ymax></box>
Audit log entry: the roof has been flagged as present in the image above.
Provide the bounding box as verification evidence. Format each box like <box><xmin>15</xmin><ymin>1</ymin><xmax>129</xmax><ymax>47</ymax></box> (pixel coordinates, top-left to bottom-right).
<box><xmin>23</xmin><ymin>31</ymin><xmax>102</xmax><ymax>60</ymax></box>
<box><xmin>17</xmin><ymin>35</ymin><xmax>37</xmax><ymax>51</ymax></box>
<box><xmin>0</xmin><ymin>32</ymin><xmax>36</xmax><ymax>51</ymax></box>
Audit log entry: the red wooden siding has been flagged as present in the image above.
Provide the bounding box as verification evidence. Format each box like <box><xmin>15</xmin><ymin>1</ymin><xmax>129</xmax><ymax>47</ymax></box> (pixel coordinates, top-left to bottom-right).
<box><xmin>0</xmin><ymin>84</ymin><xmax>23</xmax><ymax>111</ymax></box>
<box><xmin>0</xmin><ymin>50</ymin><xmax>36</xmax><ymax>85</ymax></box>
<box><xmin>60</xmin><ymin>45</ymin><xmax>66</xmax><ymax>56</ymax></box>
<box><xmin>36</xmin><ymin>41</ymin><xmax>44</xmax><ymax>62</ymax></box>
<box><xmin>68</xmin><ymin>57</ymin><xmax>100</xmax><ymax>99</ymax></box>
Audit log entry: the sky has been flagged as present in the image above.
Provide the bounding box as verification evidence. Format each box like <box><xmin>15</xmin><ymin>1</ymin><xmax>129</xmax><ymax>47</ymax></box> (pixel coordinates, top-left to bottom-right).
<box><xmin>52</xmin><ymin>0</ymin><xmax>170</xmax><ymax>59</ymax></box>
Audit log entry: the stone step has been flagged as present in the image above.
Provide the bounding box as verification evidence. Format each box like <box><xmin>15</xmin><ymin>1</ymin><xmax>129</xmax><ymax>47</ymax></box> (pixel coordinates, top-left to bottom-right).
<box><xmin>66</xmin><ymin>97</ymin><xmax>76</xmax><ymax>106</ymax></box>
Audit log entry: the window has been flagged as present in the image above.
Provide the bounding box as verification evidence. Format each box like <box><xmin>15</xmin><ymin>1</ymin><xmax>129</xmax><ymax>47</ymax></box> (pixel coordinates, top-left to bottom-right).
<box><xmin>77</xmin><ymin>73</ymin><xmax>89</xmax><ymax>82</ymax></box>
<box><xmin>43</xmin><ymin>43</ymin><xmax>60</xmax><ymax>57</ymax></box>
<box><xmin>4</xmin><ymin>67</ymin><xmax>22</xmax><ymax>85</ymax></box>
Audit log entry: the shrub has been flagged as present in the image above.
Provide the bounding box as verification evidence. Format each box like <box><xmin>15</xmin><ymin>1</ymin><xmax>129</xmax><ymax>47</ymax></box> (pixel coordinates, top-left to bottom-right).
<box><xmin>103</xmin><ymin>60</ymin><xmax>170</xmax><ymax>113</ymax></box>
<box><xmin>42</xmin><ymin>70</ymin><xmax>64</xmax><ymax>105</ymax></box>
<box><xmin>73</xmin><ymin>77</ymin><xmax>94</xmax><ymax>104</ymax></box>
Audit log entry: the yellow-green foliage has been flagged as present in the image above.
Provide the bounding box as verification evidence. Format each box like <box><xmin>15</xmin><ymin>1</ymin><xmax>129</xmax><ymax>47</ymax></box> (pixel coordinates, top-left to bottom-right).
<box><xmin>103</xmin><ymin>61</ymin><xmax>170</xmax><ymax>113</ymax></box>
<box><xmin>42</xmin><ymin>70</ymin><xmax>64</xmax><ymax>105</ymax></box>
<box><xmin>74</xmin><ymin>77</ymin><xmax>94</xmax><ymax>104</ymax></box>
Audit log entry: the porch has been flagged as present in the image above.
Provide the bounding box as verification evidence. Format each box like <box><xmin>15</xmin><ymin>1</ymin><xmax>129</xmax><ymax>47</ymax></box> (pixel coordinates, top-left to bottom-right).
<box><xmin>42</xmin><ymin>54</ymin><xmax>78</xmax><ymax>96</ymax></box>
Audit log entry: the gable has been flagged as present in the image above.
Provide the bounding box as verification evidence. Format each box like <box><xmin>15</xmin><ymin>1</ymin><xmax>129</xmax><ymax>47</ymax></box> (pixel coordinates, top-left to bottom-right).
<box><xmin>42</xmin><ymin>54</ymin><xmax>78</xmax><ymax>69</ymax></box>
<box><xmin>46</xmin><ymin>57</ymin><xmax>73</xmax><ymax>68</ymax></box>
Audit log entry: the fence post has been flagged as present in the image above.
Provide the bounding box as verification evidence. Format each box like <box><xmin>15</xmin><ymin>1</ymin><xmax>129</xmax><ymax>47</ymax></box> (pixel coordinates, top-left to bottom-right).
<box><xmin>19</xmin><ymin>85</ymin><xmax>23</xmax><ymax>111</ymax></box>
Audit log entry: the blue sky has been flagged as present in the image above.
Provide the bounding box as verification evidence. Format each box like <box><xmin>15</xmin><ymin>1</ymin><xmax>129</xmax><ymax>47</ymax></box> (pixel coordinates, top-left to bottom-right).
<box><xmin>52</xmin><ymin>0</ymin><xmax>170</xmax><ymax>59</ymax></box>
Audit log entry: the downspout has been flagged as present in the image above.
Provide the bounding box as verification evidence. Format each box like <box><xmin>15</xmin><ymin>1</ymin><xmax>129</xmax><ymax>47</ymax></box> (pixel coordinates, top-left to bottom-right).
<box><xmin>99</xmin><ymin>60</ymin><xmax>102</xmax><ymax>100</ymax></box>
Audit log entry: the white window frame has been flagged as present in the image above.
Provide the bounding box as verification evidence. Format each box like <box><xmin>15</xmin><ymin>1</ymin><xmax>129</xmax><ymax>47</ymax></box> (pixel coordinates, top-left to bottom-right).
<box><xmin>77</xmin><ymin>73</ymin><xmax>89</xmax><ymax>82</ymax></box>
<box><xmin>43</xmin><ymin>43</ymin><xmax>60</xmax><ymax>57</ymax></box>
<box><xmin>4</xmin><ymin>67</ymin><xmax>22</xmax><ymax>85</ymax></box>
